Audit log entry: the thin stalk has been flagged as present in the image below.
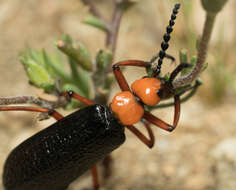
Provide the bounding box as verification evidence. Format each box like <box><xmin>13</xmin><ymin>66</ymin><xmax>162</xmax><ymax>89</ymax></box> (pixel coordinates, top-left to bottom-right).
<box><xmin>173</xmin><ymin>12</ymin><xmax>216</xmax><ymax>88</ymax></box>
<box><xmin>106</xmin><ymin>2</ymin><xmax>122</xmax><ymax>56</ymax></box>
<box><xmin>0</xmin><ymin>96</ymin><xmax>68</xmax><ymax>109</ymax></box>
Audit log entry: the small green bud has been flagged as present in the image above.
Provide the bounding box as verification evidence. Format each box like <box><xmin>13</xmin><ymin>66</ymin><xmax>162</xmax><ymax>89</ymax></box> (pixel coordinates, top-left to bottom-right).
<box><xmin>190</xmin><ymin>56</ymin><xmax>197</xmax><ymax>65</ymax></box>
<box><xmin>145</xmin><ymin>66</ymin><xmax>153</xmax><ymax>77</ymax></box>
<box><xmin>21</xmin><ymin>59</ymin><xmax>55</xmax><ymax>92</ymax></box>
<box><xmin>179</xmin><ymin>49</ymin><xmax>188</xmax><ymax>64</ymax></box>
<box><xmin>201</xmin><ymin>0</ymin><xmax>228</xmax><ymax>14</ymax></box>
<box><xmin>96</xmin><ymin>49</ymin><xmax>113</xmax><ymax>71</ymax></box>
<box><xmin>62</xmin><ymin>33</ymin><xmax>73</xmax><ymax>44</ymax></box>
<box><xmin>178</xmin><ymin>50</ymin><xmax>195</xmax><ymax>76</ymax></box>
<box><xmin>163</xmin><ymin>74</ymin><xmax>170</xmax><ymax>82</ymax></box>
<box><xmin>104</xmin><ymin>73</ymin><xmax>115</xmax><ymax>89</ymax></box>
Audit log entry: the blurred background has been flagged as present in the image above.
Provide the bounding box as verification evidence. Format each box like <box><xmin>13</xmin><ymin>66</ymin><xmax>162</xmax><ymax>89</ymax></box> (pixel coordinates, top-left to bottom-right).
<box><xmin>0</xmin><ymin>0</ymin><xmax>235</xmax><ymax>190</ymax></box>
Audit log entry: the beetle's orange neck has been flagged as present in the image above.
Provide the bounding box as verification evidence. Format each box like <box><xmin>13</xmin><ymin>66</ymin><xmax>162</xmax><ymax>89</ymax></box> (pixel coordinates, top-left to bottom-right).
<box><xmin>110</xmin><ymin>91</ymin><xmax>144</xmax><ymax>125</ymax></box>
<box><xmin>110</xmin><ymin>77</ymin><xmax>162</xmax><ymax>126</ymax></box>
<box><xmin>131</xmin><ymin>77</ymin><xmax>161</xmax><ymax>106</ymax></box>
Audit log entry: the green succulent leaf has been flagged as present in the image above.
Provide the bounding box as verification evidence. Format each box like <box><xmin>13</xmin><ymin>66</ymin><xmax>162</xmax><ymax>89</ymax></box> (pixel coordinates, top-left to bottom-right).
<box><xmin>26</xmin><ymin>49</ymin><xmax>44</xmax><ymax>66</ymax></box>
<box><xmin>57</xmin><ymin>40</ymin><xmax>93</xmax><ymax>71</ymax></box>
<box><xmin>20</xmin><ymin>38</ymin><xmax>92</xmax><ymax>102</ymax></box>
<box><xmin>21</xmin><ymin>59</ymin><xmax>55</xmax><ymax>92</ymax></box>
<box><xmin>68</xmin><ymin>58</ymin><xmax>90</xmax><ymax>97</ymax></box>
<box><xmin>84</xmin><ymin>15</ymin><xmax>108</xmax><ymax>32</ymax></box>
<box><xmin>42</xmin><ymin>49</ymin><xmax>72</xmax><ymax>83</ymax></box>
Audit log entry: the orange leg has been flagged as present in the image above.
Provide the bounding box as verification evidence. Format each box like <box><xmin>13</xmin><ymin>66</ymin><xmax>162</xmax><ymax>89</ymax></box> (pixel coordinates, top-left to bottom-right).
<box><xmin>114</xmin><ymin>60</ymin><xmax>149</xmax><ymax>67</ymax></box>
<box><xmin>173</xmin><ymin>95</ymin><xmax>180</xmax><ymax>127</ymax></box>
<box><xmin>112</xmin><ymin>60</ymin><xmax>156</xmax><ymax>148</ymax></box>
<box><xmin>0</xmin><ymin>106</ymin><xmax>63</xmax><ymax>120</ymax></box>
<box><xmin>91</xmin><ymin>165</ymin><xmax>99</xmax><ymax>190</ymax></box>
<box><xmin>102</xmin><ymin>155</ymin><xmax>113</xmax><ymax>178</ymax></box>
<box><xmin>143</xmin><ymin>95</ymin><xmax>180</xmax><ymax>132</ymax></box>
<box><xmin>126</xmin><ymin>119</ymin><xmax>155</xmax><ymax>148</ymax></box>
<box><xmin>112</xmin><ymin>60</ymin><xmax>149</xmax><ymax>91</ymax></box>
<box><xmin>61</xmin><ymin>91</ymin><xmax>95</xmax><ymax>106</ymax></box>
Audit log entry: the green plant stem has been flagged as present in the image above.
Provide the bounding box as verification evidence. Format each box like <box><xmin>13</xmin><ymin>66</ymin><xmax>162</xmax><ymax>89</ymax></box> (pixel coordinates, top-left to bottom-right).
<box><xmin>173</xmin><ymin>12</ymin><xmax>216</xmax><ymax>88</ymax></box>
<box><xmin>68</xmin><ymin>58</ymin><xmax>80</xmax><ymax>81</ymax></box>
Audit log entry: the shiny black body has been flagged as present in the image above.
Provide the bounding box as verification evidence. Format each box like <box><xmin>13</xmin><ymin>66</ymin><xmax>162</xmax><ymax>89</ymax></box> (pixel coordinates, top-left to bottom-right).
<box><xmin>3</xmin><ymin>104</ymin><xmax>125</xmax><ymax>190</ymax></box>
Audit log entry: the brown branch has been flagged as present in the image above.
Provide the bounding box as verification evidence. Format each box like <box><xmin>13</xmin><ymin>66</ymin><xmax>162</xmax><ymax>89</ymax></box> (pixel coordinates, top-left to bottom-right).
<box><xmin>106</xmin><ymin>1</ymin><xmax>123</xmax><ymax>55</ymax></box>
<box><xmin>0</xmin><ymin>96</ymin><xmax>68</xmax><ymax>109</ymax></box>
<box><xmin>82</xmin><ymin>0</ymin><xmax>129</xmax><ymax>58</ymax></box>
<box><xmin>81</xmin><ymin>0</ymin><xmax>111</xmax><ymax>32</ymax></box>
<box><xmin>81</xmin><ymin>0</ymin><xmax>105</xmax><ymax>21</ymax></box>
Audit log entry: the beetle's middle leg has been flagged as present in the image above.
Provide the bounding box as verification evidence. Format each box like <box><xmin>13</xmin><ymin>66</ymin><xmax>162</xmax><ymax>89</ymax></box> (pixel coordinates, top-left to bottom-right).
<box><xmin>0</xmin><ymin>106</ymin><xmax>64</xmax><ymax>120</ymax></box>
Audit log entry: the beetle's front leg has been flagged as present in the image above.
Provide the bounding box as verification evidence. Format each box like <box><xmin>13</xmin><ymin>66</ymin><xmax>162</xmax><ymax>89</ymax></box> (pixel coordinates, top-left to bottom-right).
<box><xmin>112</xmin><ymin>60</ymin><xmax>149</xmax><ymax>91</ymax></box>
<box><xmin>143</xmin><ymin>95</ymin><xmax>180</xmax><ymax>131</ymax></box>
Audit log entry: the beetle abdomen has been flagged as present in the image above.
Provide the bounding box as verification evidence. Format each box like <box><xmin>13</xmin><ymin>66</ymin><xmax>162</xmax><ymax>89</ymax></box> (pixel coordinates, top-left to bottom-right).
<box><xmin>3</xmin><ymin>104</ymin><xmax>125</xmax><ymax>190</ymax></box>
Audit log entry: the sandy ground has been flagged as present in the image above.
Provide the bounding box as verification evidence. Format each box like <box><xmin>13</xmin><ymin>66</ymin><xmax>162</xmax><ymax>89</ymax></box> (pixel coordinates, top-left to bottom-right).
<box><xmin>0</xmin><ymin>1</ymin><xmax>236</xmax><ymax>190</ymax></box>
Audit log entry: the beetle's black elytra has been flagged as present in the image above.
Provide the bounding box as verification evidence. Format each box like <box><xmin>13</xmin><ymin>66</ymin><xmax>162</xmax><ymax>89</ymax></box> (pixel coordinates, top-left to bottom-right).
<box><xmin>3</xmin><ymin>105</ymin><xmax>125</xmax><ymax>190</ymax></box>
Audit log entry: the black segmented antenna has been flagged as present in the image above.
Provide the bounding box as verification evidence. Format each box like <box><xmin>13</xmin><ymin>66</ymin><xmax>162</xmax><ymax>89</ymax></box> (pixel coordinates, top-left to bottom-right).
<box><xmin>152</xmin><ymin>3</ymin><xmax>181</xmax><ymax>76</ymax></box>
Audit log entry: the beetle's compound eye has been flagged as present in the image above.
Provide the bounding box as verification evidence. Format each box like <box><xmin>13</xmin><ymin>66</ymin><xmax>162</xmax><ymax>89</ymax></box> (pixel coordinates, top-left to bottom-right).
<box><xmin>110</xmin><ymin>91</ymin><xmax>144</xmax><ymax>125</ymax></box>
<box><xmin>131</xmin><ymin>77</ymin><xmax>161</xmax><ymax>106</ymax></box>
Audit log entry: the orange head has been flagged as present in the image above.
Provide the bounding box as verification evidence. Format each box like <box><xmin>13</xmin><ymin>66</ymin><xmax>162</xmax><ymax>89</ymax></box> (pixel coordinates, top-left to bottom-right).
<box><xmin>131</xmin><ymin>77</ymin><xmax>162</xmax><ymax>106</ymax></box>
<box><xmin>110</xmin><ymin>91</ymin><xmax>144</xmax><ymax>125</ymax></box>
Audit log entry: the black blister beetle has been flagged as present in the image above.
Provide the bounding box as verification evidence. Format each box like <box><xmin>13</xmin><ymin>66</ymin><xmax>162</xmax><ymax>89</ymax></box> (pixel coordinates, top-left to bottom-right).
<box><xmin>1</xmin><ymin>3</ymin><xmax>200</xmax><ymax>190</ymax></box>
<box><xmin>3</xmin><ymin>105</ymin><xmax>125</xmax><ymax>190</ymax></box>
